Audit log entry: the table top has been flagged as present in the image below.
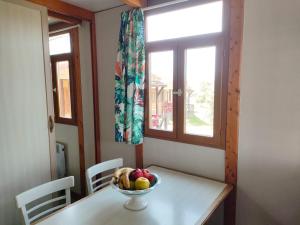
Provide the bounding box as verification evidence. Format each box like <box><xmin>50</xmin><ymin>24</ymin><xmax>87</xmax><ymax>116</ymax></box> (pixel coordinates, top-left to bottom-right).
<box><xmin>35</xmin><ymin>166</ymin><xmax>232</xmax><ymax>225</ymax></box>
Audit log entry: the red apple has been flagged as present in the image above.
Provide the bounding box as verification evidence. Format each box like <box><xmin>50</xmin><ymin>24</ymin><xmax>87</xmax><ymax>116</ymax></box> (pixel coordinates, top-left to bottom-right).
<box><xmin>148</xmin><ymin>174</ymin><xmax>156</xmax><ymax>186</ymax></box>
<box><xmin>131</xmin><ymin>168</ymin><xmax>144</xmax><ymax>180</ymax></box>
<box><xmin>129</xmin><ymin>171</ymin><xmax>135</xmax><ymax>181</ymax></box>
<box><xmin>142</xmin><ymin>169</ymin><xmax>151</xmax><ymax>179</ymax></box>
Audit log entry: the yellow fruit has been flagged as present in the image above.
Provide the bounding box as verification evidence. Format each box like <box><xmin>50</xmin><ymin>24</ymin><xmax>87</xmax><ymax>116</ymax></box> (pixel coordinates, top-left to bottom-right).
<box><xmin>120</xmin><ymin>174</ymin><xmax>130</xmax><ymax>189</ymax></box>
<box><xmin>129</xmin><ymin>181</ymin><xmax>135</xmax><ymax>190</ymax></box>
<box><xmin>113</xmin><ymin>167</ymin><xmax>135</xmax><ymax>189</ymax></box>
<box><xmin>135</xmin><ymin>177</ymin><xmax>150</xmax><ymax>190</ymax></box>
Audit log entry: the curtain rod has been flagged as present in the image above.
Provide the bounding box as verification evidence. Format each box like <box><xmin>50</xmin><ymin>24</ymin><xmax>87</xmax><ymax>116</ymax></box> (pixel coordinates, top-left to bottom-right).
<box><xmin>142</xmin><ymin>0</ymin><xmax>189</xmax><ymax>12</ymax></box>
<box><xmin>49</xmin><ymin>24</ymin><xmax>81</xmax><ymax>35</ymax></box>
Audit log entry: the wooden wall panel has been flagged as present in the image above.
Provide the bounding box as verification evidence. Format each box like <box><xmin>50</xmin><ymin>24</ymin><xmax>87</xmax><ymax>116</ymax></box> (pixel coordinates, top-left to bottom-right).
<box><xmin>0</xmin><ymin>1</ymin><xmax>54</xmax><ymax>224</ymax></box>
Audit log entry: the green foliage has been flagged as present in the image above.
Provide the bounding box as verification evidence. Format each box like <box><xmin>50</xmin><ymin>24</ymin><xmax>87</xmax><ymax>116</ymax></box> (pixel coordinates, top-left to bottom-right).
<box><xmin>187</xmin><ymin>114</ymin><xmax>208</xmax><ymax>126</ymax></box>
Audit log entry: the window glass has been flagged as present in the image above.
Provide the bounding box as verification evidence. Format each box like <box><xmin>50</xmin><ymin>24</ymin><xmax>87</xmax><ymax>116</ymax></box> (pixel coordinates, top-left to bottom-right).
<box><xmin>184</xmin><ymin>46</ymin><xmax>216</xmax><ymax>137</ymax></box>
<box><xmin>147</xmin><ymin>1</ymin><xmax>223</xmax><ymax>42</ymax></box>
<box><xmin>49</xmin><ymin>33</ymin><xmax>71</xmax><ymax>55</ymax></box>
<box><xmin>148</xmin><ymin>51</ymin><xmax>174</xmax><ymax>131</ymax></box>
<box><xmin>56</xmin><ymin>60</ymin><xmax>72</xmax><ymax>119</ymax></box>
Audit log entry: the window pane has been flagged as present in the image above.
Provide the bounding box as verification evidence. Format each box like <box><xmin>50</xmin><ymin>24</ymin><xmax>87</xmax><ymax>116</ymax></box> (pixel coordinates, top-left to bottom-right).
<box><xmin>149</xmin><ymin>51</ymin><xmax>173</xmax><ymax>131</ymax></box>
<box><xmin>147</xmin><ymin>1</ymin><xmax>223</xmax><ymax>42</ymax></box>
<box><xmin>184</xmin><ymin>47</ymin><xmax>216</xmax><ymax>137</ymax></box>
<box><xmin>56</xmin><ymin>61</ymin><xmax>72</xmax><ymax>119</ymax></box>
<box><xmin>49</xmin><ymin>33</ymin><xmax>71</xmax><ymax>55</ymax></box>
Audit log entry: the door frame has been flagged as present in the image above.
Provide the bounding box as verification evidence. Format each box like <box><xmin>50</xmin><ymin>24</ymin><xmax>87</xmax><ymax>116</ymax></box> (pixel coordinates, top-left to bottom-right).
<box><xmin>26</xmin><ymin>0</ymin><xmax>102</xmax><ymax>196</ymax></box>
<box><xmin>27</xmin><ymin>1</ymin><xmax>102</xmax><ymax>170</ymax></box>
<box><xmin>49</xmin><ymin>26</ymin><xmax>87</xmax><ymax>195</ymax></box>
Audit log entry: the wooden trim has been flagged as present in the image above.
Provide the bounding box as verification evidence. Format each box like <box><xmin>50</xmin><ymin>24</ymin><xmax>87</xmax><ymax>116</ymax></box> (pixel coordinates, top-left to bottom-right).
<box><xmin>122</xmin><ymin>0</ymin><xmax>146</xmax><ymax>7</ymax></box>
<box><xmin>225</xmin><ymin>188</ymin><xmax>237</xmax><ymax>225</ymax></box>
<box><xmin>144</xmin><ymin>43</ymin><xmax>178</xmax><ymax>140</ymax></box>
<box><xmin>176</xmin><ymin>38</ymin><xmax>226</xmax><ymax>149</ymax></box>
<box><xmin>50</xmin><ymin>53</ymin><xmax>77</xmax><ymax>126</ymax></box>
<box><xmin>49</xmin><ymin>27</ymin><xmax>86</xmax><ymax>195</ymax></box>
<box><xmin>90</xmin><ymin>16</ymin><xmax>101</xmax><ymax>164</ymax></box>
<box><xmin>224</xmin><ymin>0</ymin><xmax>244</xmax><ymax>225</ymax></box>
<box><xmin>225</xmin><ymin>0</ymin><xmax>244</xmax><ymax>197</ymax></box>
<box><xmin>49</xmin><ymin>22</ymin><xmax>75</xmax><ymax>33</ymax></box>
<box><xmin>144</xmin><ymin>29</ymin><xmax>227</xmax><ymax>150</ymax></box>
<box><xmin>48</xmin><ymin>10</ymin><xmax>81</xmax><ymax>25</ymax></box>
<box><xmin>135</xmin><ymin>144</ymin><xmax>144</xmax><ymax>168</ymax></box>
<box><xmin>71</xmin><ymin>28</ymin><xmax>86</xmax><ymax>196</ymax></box>
<box><xmin>27</xmin><ymin>0</ymin><xmax>93</xmax><ymax>21</ymax></box>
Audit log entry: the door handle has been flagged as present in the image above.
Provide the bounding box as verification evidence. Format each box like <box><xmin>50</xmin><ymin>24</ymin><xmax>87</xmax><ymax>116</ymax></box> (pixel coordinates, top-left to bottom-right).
<box><xmin>173</xmin><ymin>89</ymin><xmax>183</xmax><ymax>97</ymax></box>
<box><xmin>48</xmin><ymin>116</ymin><xmax>54</xmax><ymax>133</ymax></box>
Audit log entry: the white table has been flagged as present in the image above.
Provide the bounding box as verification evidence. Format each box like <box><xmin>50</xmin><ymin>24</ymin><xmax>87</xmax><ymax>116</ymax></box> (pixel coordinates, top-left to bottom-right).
<box><xmin>35</xmin><ymin>166</ymin><xmax>232</xmax><ymax>225</ymax></box>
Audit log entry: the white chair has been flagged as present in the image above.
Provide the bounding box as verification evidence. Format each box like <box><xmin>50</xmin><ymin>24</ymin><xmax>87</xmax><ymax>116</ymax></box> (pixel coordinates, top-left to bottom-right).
<box><xmin>86</xmin><ymin>158</ymin><xmax>123</xmax><ymax>195</ymax></box>
<box><xmin>16</xmin><ymin>176</ymin><xmax>74</xmax><ymax>225</ymax></box>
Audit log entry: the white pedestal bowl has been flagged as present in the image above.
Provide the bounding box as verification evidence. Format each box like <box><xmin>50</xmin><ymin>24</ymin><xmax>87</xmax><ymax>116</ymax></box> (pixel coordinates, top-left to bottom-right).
<box><xmin>111</xmin><ymin>173</ymin><xmax>161</xmax><ymax>211</ymax></box>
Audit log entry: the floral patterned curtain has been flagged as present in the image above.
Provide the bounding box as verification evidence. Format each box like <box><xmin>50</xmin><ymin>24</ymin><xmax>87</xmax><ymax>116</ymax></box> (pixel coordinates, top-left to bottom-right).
<box><xmin>114</xmin><ymin>9</ymin><xmax>145</xmax><ymax>145</ymax></box>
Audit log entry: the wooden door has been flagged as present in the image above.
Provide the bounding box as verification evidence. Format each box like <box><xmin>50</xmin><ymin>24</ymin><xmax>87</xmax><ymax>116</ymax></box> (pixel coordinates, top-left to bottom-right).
<box><xmin>0</xmin><ymin>1</ymin><xmax>56</xmax><ymax>224</ymax></box>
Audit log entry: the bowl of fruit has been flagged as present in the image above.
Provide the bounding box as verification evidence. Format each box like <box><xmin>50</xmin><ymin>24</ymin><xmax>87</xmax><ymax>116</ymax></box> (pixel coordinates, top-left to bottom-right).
<box><xmin>111</xmin><ymin>168</ymin><xmax>161</xmax><ymax>211</ymax></box>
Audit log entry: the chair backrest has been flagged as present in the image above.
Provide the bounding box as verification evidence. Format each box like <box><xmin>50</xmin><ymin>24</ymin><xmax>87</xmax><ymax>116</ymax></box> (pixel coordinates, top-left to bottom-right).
<box><xmin>86</xmin><ymin>158</ymin><xmax>123</xmax><ymax>195</ymax></box>
<box><xmin>16</xmin><ymin>176</ymin><xmax>74</xmax><ymax>225</ymax></box>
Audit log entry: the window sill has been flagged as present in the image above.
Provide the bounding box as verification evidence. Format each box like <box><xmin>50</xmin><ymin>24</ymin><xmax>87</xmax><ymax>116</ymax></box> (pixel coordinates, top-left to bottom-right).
<box><xmin>55</xmin><ymin>118</ymin><xmax>78</xmax><ymax>126</ymax></box>
<box><xmin>144</xmin><ymin>133</ymin><xmax>225</xmax><ymax>150</ymax></box>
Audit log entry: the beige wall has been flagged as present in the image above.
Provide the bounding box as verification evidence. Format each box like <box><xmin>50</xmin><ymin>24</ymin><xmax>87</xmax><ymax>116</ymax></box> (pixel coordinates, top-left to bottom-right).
<box><xmin>79</xmin><ymin>21</ymin><xmax>96</xmax><ymax>170</ymax></box>
<box><xmin>237</xmin><ymin>0</ymin><xmax>300</xmax><ymax>224</ymax></box>
<box><xmin>55</xmin><ymin>21</ymin><xmax>95</xmax><ymax>195</ymax></box>
<box><xmin>96</xmin><ymin>6</ymin><xmax>136</xmax><ymax>168</ymax></box>
<box><xmin>0</xmin><ymin>2</ymin><xmax>52</xmax><ymax>224</ymax></box>
<box><xmin>55</xmin><ymin>124</ymin><xmax>81</xmax><ymax>193</ymax></box>
<box><xmin>144</xmin><ymin>138</ymin><xmax>224</xmax><ymax>180</ymax></box>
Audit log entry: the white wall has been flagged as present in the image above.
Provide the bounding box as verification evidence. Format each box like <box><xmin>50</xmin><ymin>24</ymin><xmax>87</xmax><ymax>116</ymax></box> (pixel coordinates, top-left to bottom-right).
<box><xmin>237</xmin><ymin>0</ymin><xmax>300</xmax><ymax>224</ymax></box>
<box><xmin>79</xmin><ymin>21</ymin><xmax>96</xmax><ymax>170</ymax></box>
<box><xmin>96</xmin><ymin>6</ymin><xmax>136</xmax><ymax>168</ymax></box>
<box><xmin>144</xmin><ymin>138</ymin><xmax>224</xmax><ymax>180</ymax></box>
<box><xmin>55</xmin><ymin>124</ymin><xmax>81</xmax><ymax>194</ymax></box>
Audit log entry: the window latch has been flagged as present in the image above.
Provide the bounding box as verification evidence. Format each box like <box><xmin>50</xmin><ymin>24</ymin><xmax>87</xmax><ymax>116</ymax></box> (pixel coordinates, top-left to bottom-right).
<box><xmin>173</xmin><ymin>89</ymin><xmax>183</xmax><ymax>97</ymax></box>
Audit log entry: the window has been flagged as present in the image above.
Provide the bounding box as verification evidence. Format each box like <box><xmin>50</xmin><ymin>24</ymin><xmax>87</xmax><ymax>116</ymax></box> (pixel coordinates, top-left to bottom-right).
<box><xmin>145</xmin><ymin>0</ymin><xmax>227</xmax><ymax>149</ymax></box>
<box><xmin>50</xmin><ymin>30</ymin><xmax>77</xmax><ymax>125</ymax></box>
<box><xmin>49</xmin><ymin>33</ymin><xmax>71</xmax><ymax>55</ymax></box>
<box><xmin>146</xmin><ymin>1</ymin><xmax>223</xmax><ymax>42</ymax></box>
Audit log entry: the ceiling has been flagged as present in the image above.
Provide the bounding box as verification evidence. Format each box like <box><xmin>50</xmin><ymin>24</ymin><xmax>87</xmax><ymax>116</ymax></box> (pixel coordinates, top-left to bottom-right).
<box><xmin>62</xmin><ymin>0</ymin><xmax>124</xmax><ymax>12</ymax></box>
